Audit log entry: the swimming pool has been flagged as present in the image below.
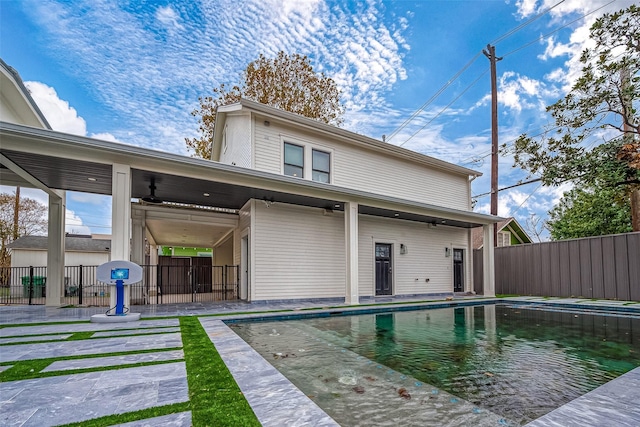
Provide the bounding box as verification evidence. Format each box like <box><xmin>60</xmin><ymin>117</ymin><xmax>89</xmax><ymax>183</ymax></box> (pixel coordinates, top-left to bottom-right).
<box><xmin>229</xmin><ymin>303</ymin><xmax>640</xmax><ymax>426</ymax></box>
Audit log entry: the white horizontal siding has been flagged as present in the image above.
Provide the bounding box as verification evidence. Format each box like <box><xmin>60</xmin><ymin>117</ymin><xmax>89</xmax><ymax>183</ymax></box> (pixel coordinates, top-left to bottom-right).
<box><xmin>253</xmin><ymin>202</ymin><xmax>345</xmax><ymax>300</ymax></box>
<box><xmin>251</xmin><ymin>116</ymin><xmax>470</xmax><ymax>210</ymax></box>
<box><xmin>358</xmin><ymin>215</ymin><xmax>470</xmax><ymax>296</ymax></box>
<box><xmin>253</xmin><ymin>115</ymin><xmax>282</xmax><ymax>174</ymax></box>
<box><xmin>219</xmin><ymin>113</ymin><xmax>251</xmax><ymax>168</ymax></box>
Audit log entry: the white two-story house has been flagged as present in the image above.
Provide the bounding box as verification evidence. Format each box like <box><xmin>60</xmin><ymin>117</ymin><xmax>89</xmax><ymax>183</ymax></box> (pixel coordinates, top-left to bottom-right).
<box><xmin>207</xmin><ymin>100</ymin><xmax>499</xmax><ymax>302</ymax></box>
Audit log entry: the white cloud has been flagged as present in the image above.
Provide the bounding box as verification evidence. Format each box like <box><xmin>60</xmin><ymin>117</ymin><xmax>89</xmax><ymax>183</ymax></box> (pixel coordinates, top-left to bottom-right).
<box><xmin>68</xmin><ymin>192</ymin><xmax>111</xmax><ymax>206</ymax></box>
<box><xmin>515</xmin><ymin>0</ymin><xmax>539</xmax><ymax>18</ymax></box>
<box><xmin>0</xmin><ymin>187</ymin><xmax>99</xmax><ymax>235</ymax></box>
<box><xmin>24</xmin><ymin>81</ymin><xmax>87</xmax><ymax>135</ymax></box>
<box><xmin>65</xmin><ymin>209</ymin><xmax>91</xmax><ymax>235</ymax></box>
<box><xmin>155</xmin><ymin>5</ymin><xmax>184</xmax><ymax>33</ymax></box>
<box><xmin>538</xmin><ymin>36</ymin><xmax>574</xmax><ymax>60</ymax></box>
<box><xmin>90</xmin><ymin>132</ymin><xmax>120</xmax><ymax>142</ymax></box>
<box><xmin>22</xmin><ymin>0</ymin><xmax>409</xmax><ymax>154</ymax></box>
<box><xmin>497</xmin><ymin>72</ymin><xmax>557</xmax><ymax>113</ymax></box>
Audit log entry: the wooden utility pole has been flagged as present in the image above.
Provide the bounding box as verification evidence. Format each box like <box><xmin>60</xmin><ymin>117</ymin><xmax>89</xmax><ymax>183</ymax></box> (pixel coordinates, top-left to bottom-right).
<box><xmin>483</xmin><ymin>44</ymin><xmax>502</xmax><ymax>246</ymax></box>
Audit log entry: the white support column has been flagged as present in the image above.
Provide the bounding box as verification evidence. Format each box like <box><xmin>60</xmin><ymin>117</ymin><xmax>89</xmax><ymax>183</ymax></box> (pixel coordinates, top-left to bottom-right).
<box><xmin>467</xmin><ymin>228</ymin><xmax>474</xmax><ymax>294</ymax></box>
<box><xmin>131</xmin><ymin>208</ymin><xmax>146</xmax><ymax>265</ymax></box>
<box><xmin>46</xmin><ymin>190</ymin><xmax>66</xmax><ymax>307</ymax></box>
<box><xmin>483</xmin><ymin>223</ymin><xmax>496</xmax><ymax>297</ymax></box>
<box><xmin>111</xmin><ymin>164</ymin><xmax>132</xmax><ymax>310</ymax></box>
<box><xmin>344</xmin><ymin>201</ymin><xmax>359</xmax><ymax>305</ymax></box>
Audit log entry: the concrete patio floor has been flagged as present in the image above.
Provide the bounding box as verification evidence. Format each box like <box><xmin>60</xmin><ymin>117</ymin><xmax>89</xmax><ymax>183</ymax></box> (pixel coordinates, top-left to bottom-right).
<box><xmin>0</xmin><ymin>296</ymin><xmax>639</xmax><ymax>426</ymax></box>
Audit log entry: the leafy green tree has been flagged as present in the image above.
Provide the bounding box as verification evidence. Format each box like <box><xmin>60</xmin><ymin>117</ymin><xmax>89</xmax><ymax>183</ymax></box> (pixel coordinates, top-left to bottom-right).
<box><xmin>509</xmin><ymin>5</ymin><xmax>640</xmax><ymax>234</ymax></box>
<box><xmin>186</xmin><ymin>51</ymin><xmax>344</xmax><ymax>158</ymax></box>
<box><xmin>547</xmin><ymin>186</ymin><xmax>632</xmax><ymax>240</ymax></box>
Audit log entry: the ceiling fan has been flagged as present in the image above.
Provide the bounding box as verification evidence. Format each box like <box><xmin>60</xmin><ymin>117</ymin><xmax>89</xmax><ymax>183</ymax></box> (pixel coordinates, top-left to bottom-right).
<box><xmin>141</xmin><ymin>178</ymin><xmax>163</xmax><ymax>204</ymax></box>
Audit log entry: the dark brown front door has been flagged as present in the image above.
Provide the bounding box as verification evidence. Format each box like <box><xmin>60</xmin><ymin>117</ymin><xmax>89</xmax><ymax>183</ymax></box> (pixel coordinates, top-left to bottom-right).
<box><xmin>375</xmin><ymin>243</ymin><xmax>392</xmax><ymax>296</ymax></box>
<box><xmin>453</xmin><ymin>249</ymin><xmax>464</xmax><ymax>292</ymax></box>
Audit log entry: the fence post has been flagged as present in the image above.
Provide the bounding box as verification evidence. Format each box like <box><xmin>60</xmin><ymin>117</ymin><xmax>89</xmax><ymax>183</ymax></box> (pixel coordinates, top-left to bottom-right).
<box><xmin>191</xmin><ymin>265</ymin><xmax>195</xmax><ymax>303</ymax></box>
<box><xmin>79</xmin><ymin>265</ymin><xmax>83</xmax><ymax>305</ymax></box>
<box><xmin>232</xmin><ymin>265</ymin><xmax>237</xmax><ymax>299</ymax></box>
<box><xmin>157</xmin><ymin>265</ymin><xmax>162</xmax><ymax>305</ymax></box>
<box><xmin>223</xmin><ymin>265</ymin><xmax>227</xmax><ymax>301</ymax></box>
<box><xmin>28</xmin><ymin>266</ymin><xmax>34</xmax><ymax>305</ymax></box>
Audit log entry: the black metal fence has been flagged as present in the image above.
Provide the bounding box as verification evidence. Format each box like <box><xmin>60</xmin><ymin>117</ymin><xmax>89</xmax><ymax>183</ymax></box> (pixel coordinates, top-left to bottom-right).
<box><xmin>0</xmin><ymin>264</ymin><xmax>240</xmax><ymax>306</ymax></box>
<box><xmin>473</xmin><ymin>231</ymin><xmax>640</xmax><ymax>300</ymax></box>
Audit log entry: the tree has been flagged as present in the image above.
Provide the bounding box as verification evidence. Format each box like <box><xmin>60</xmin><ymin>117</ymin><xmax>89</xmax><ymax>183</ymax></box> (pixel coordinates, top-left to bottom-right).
<box><xmin>547</xmin><ymin>186</ymin><xmax>632</xmax><ymax>240</ymax></box>
<box><xmin>524</xmin><ymin>213</ymin><xmax>548</xmax><ymax>243</ymax></box>
<box><xmin>509</xmin><ymin>5</ymin><xmax>640</xmax><ymax>234</ymax></box>
<box><xmin>186</xmin><ymin>51</ymin><xmax>344</xmax><ymax>158</ymax></box>
<box><xmin>0</xmin><ymin>192</ymin><xmax>47</xmax><ymax>272</ymax></box>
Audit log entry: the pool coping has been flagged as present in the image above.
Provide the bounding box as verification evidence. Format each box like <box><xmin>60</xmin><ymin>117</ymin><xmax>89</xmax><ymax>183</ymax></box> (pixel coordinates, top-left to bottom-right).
<box><xmin>211</xmin><ymin>298</ymin><xmax>640</xmax><ymax>427</ymax></box>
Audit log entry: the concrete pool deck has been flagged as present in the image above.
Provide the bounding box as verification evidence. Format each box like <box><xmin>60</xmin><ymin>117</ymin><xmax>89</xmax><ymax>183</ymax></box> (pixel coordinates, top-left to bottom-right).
<box><xmin>0</xmin><ymin>296</ymin><xmax>639</xmax><ymax>426</ymax></box>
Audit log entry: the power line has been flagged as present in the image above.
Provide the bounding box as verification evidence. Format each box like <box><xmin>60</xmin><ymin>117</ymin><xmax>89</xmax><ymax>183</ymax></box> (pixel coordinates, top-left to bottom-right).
<box><xmin>399</xmin><ymin>68</ymin><xmax>489</xmax><ymax>147</ymax></box>
<box><xmin>386</xmin><ymin>52</ymin><xmax>483</xmax><ymax>142</ymax></box>
<box><xmin>387</xmin><ymin>0</ymin><xmax>570</xmax><ymax>143</ymax></box>
<box><xmin>502</xmin><ymin>0</ymin><xmax>617</xmax><ymax>59</ymax></box>
<box><xmin>511</xmin><ymin>182</ymin><xmax>544</xmax><ymax>217</ymax></box>
<box><xmin>490</xmin><ymin>0</ymin><xmax>567</xmax><ymax>45</ymax></box>
<box><xmin>473</xmin><ymin>178</ymin><xmax>543</xmax><ymax>198</ymax></box>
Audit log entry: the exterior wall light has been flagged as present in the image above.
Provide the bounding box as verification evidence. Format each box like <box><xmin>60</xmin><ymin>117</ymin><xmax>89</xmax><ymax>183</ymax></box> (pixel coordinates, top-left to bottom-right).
<box><xmin>445</xmin><ymin>247</ymin><xmax>451</xmax><ymax>257</ymax></box>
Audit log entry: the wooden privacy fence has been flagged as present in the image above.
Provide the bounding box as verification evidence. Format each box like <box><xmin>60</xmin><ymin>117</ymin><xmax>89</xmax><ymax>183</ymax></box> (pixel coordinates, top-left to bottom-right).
<box><xmin>474</xmin><ymin>232</ymin><xmax>640</xmax><ymax>300</ymax></box>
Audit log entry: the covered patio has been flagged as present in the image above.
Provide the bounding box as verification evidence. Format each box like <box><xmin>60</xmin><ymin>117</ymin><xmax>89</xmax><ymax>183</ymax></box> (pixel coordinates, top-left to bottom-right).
<box><xmin>1</xmin><ymin>121</ymin><xmax>499</xmax><ymax>307</ymax></box>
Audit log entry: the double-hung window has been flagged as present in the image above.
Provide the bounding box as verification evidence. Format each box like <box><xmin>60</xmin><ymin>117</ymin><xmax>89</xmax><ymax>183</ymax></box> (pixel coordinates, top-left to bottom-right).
<box><xmin>312</xmin><ymin>149</ymin><xmax>330</xmax><ymax>183</ymax></box>
<box><xmin>284</xmin><ymin>143</ymin><xmax>304</xmax><ymax>178</ymax></box>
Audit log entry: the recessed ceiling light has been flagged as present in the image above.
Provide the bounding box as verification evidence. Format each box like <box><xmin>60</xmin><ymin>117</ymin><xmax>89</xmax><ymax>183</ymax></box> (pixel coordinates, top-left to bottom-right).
<box><xmin>334</xmin><ymin>204</ymin><xmax>341</xmax><ymax>209</ymax></box>
<box><xmin>394</xmin><ymin>213</ymin><xmax>400</xmax><ymax>217</ymax></box>
<box><xmin>87</xmin><ymin>177</ymin><xmax>97</xmax><ymax>181</ymax></box>
<box><xmin>203</xmin><ymin>193</ymin><xmax>210</xmax><ymax>197</ymax></box>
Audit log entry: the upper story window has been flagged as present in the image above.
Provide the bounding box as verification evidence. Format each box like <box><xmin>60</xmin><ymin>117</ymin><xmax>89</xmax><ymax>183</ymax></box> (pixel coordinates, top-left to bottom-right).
<box><xmin>282</xmin><ymin>139</ymin><xmax>333</xmax><ymax>183</ymax></box>
<box><xmin>312</xmin><ymin>149</ymin><xmax>330</xmax><ymax>183</ymax></box>
<box><xmin>498</xmin><ymin>231</ymin><xmax>511</xmax><ymax>247</ymax></box>
<box><xmin>284</xmin><ymin>142</ymin><xmax>304</xmax><ymax>178</ymax></box>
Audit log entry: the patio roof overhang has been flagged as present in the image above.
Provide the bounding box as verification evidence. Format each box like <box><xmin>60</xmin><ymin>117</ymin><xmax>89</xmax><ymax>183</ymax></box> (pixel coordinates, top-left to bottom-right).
<box><xmin>0</xmin><ymin>121</ymin><xmax>502</xmax><ymax>232</ymax></box>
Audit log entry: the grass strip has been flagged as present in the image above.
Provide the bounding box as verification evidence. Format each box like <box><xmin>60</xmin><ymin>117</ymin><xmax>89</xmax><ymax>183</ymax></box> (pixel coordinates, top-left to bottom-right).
<box><xmin>0</xmin><ymin>320</ymin><xmax>90</xmax><ymax>329</ymax></box>
<box><xmin>56</xmin><ymin>402</ymin><xmax>191</xmax><ymax>427</ymax></box>
<box><xmin>1</xmin><ymin>329</ymin><xmax>183</xmax><ymax>346</ymax></box>
<box><xmin>67</xmin><ymin>331</ymin><xmax>95</xmax><ymax>340</ymax></box>
<box><xmin>0</xmin><ymin>358</ymin><xmax>182</xmax><ymax>382</ymax></box>
<box><xmin>180</xmin><ymin>316</ymin><xmax>260</xmax><ymax>427</ymax></box>
<box><xmin>0</xmin><ymin>347</ymin><xmax>182</xmax><ymax>376</ymax></box>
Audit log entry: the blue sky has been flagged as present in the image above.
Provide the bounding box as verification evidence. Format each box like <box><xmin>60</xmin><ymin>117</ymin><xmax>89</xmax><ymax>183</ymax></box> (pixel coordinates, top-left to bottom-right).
<box><xmin>1</xmin><ymin>0</ymin><xmax>633</xmax><ymax>239</ymax></box>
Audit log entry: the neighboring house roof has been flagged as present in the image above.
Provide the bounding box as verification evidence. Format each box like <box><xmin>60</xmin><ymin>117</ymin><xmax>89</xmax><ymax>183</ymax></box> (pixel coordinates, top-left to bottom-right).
<box><xmin>472</xmin><ymin>217</ymin><xmax>533</xmax><ymax>249</ymax></box>
<box><xmin>0</xmin><ymin>58</ymin><xmax>51</xmax><ymax>129</ymax></box>
<box><xmin>7</xmin><ymin>236</ymin><xmax>111</xmax><ymax>252</ymax></box>
<box><xmin>212</xmin><ymin>99</ymin><xmax>482</xmax><ymax>178</ymax></box>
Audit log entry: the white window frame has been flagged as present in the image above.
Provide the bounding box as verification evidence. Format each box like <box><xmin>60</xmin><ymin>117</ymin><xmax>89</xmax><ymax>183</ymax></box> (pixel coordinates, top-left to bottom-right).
<box><xmin>498</xmin><ymin>231</ymin><xmax>511</xmax><ymax>247</ymax></box>
<box><xmin>280</xmin><ymin>135</ymin><xmax>334</xmax><ymax>184</ymax></box>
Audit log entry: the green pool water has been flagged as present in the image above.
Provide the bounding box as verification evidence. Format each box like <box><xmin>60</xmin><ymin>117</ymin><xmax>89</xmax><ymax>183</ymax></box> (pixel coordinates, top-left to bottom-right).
<box><xmin>230</xmin><ymin>304</ymin><xmax>640</xmax><ymax>426</ymax></box>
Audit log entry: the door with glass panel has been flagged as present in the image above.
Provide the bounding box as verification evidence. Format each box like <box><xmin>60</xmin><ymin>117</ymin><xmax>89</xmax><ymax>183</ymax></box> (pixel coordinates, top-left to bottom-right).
<box><xmin>375</xmin><ymin>243</ymin><xmax>392</xmax><ymax>296</ymax></box>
